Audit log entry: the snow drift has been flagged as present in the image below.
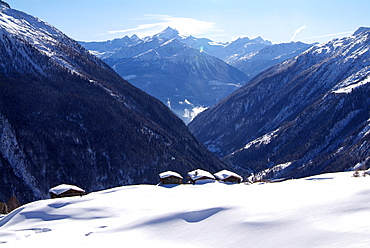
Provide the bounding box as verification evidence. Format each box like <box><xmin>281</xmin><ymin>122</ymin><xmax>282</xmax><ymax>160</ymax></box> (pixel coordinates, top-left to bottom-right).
<box><xmin>1</xmin><ymin>172</ymin><xmax>370</xmax><ymax>247</ymax></box>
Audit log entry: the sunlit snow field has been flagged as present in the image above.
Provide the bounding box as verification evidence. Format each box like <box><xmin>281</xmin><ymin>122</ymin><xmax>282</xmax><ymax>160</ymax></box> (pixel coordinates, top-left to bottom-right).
<box><xmin>1</xmin><ymin>172</ymin><xmax>370</xmax><ymax>247</ymax></box>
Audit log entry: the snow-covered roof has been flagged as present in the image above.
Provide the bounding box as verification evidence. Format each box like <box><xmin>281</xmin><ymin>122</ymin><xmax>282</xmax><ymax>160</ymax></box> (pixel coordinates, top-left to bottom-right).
<box><xmin>49</xmin><ymin>184</ymin><xmax>85</xmax><ymax>195</ymax></box>
<box><xmin>159</xmin><ymin>171</ymin><xmax>183</xmax><ymax>179</ymax></box>
<box><xmin>188</xmin><ymin>169</ymin><xmax>215</xmax><ymax>181</ymax></box>
<box><xmin>214</xmin><ymin>170</ymin><xmax>243</xmax><ymax>181</ymax></box>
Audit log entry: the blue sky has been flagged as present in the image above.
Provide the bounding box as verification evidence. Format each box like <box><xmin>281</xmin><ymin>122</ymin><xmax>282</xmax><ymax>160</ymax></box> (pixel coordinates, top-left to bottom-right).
<box><xmin>5</xmin><ymin>0</ymin><xmax>370</xmax><ymax>44</ymax></box>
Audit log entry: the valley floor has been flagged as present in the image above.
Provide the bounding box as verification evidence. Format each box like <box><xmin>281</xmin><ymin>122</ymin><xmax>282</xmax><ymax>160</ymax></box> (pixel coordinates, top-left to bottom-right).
<box><xmin>1</xmin><ymin>172</ymin><xmax>370</xmax><ymax>247</ymax></box>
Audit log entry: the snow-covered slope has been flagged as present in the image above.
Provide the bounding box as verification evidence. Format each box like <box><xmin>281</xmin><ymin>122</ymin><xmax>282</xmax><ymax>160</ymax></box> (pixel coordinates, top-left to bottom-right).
<box><xmin>1</xmin><ymin>172</ymin><xmax>370</xmax><ymax>247</ymax></box>
<box><xmin>189</xmin><ymin>27</ymin><xmax>370</xmax><ymax>179</ymax></box>
<box><xmin>0</xmin><ymin>2</ymin><xmax>107</xmax><ymax>76</ymax></box>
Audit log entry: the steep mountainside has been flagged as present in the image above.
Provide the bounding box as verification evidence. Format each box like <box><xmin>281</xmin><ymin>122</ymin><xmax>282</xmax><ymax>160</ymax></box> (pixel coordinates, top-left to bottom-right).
<box><xmin>189</xmin><ymin>27</ymin><xmax>370</xmax><ymax>180</ymax></box>
<box><xmin>229</xmin><ymin>41</ymin><xmax>313</xmax><ymax>78</ymax></box>
<box><xmin>0</xmin><ymin>3</ymin><xmax>225</xmax><ymax>204</ymax></box>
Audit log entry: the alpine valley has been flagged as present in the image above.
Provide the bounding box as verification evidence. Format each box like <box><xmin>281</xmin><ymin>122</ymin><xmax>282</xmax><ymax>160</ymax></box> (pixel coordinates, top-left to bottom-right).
<box><xmin>0</xmin><ymin>2</ymin><xmax>225</xmax><ymax>204</ymax></box>
<box><xmin>1</xmin><ymin>0</ymin><xmax>369</xmax><ymax>207</ymax></box>
<box><xmin>189</xmin><ymin>27</ymin><xmax>370</xmax><ymax>180</ymax></box>
<box><xmin>80</xmin><ymin>27</ymin><xmax>312</xmax><ymax>123</ymax></box>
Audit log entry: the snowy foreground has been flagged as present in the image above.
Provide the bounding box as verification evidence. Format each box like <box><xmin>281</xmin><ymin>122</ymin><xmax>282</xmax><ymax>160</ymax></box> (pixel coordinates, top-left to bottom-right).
<box><xmin>1</xmin><ymin>172</ymin><xmax>370</xmax><ymax>247</ymax></box>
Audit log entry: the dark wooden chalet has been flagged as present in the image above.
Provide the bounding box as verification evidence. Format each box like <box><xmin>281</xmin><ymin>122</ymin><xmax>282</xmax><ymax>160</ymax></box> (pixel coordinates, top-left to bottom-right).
<box><xmin>49</xmin><ymin>184</ymin><xmax>86</xmax><ymax>199</ymax></box>
<box><xmin>214</xmin><ymin>170</ymin><xmax>243</xmax><ymax>184</ymax></box>
<box><xmin>159</xmin><ymin>171</ymin><xmax>183</xmax><ymax>185</ymax></box>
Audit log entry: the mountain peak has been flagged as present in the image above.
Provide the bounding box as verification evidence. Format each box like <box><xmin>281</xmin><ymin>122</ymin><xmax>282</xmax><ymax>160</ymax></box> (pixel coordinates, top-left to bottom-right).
<box><xmin>235</xmin><ymin>36</ymin><xmax>251</xmax><ymax>42</ymax></box>
<box><xmin>154</xmin><ymin>27</ymin><xmax>180</xmax><ymax>40</ymax></box>
<box><xmin>163</xmin><ymin>26</ymin><xmax>178</xmax><ymax>33</ymax></box>
<box><xmin>251</xmin><ymin>36</ymin><xmax>264</xmax><ymax>43</ymax></box>
<box><xmin>353</xmin><ymin>27</ymin><xmax>370</xmax><ymax>36</ymax></box>
<box><xmin>130</xmin><ymin>34</ymin><xmax>140</xmax><ymax>41</ymax></box>
<box><xmin>253</xmin><ymin>36</ymin><xmax>272</xmax><ymax>45</ymax></box>
<box><xmin>0</xmin><ymin>0</ymin><xmax>10</xmax><ymax>9</ymax></box>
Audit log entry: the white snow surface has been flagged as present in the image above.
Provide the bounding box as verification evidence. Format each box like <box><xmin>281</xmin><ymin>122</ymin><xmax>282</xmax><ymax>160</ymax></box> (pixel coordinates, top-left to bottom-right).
<box><xmin>159</xmin><ymin>171</ymin><xmax>183</xmax><ymax>179</ymax></box>
<box><xmin>230</xmin><ymin>128</ymin><xmax>280</xmax><ymax>156</ymax></box>
<box><xmin>332</xmin><ymin>66</ymin><xmax>370</xmax><ymax>94</ymax></box>
<box><xmin>0</xmin><ymin>172</ymin><xmax>370</xmax><ymax>247</ymax></box>
<box><xmin>48</xmin><ymin>184</ymin><xmax>86</xmax><ymax>195</ymax></box>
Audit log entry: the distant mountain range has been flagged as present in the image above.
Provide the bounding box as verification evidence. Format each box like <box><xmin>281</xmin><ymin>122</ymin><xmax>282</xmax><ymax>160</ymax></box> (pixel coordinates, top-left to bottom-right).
<box><xmin>0</xmin><ymin>2</ymin><xmax>224</xmax><ymax>204</ymax></box>
<box><xmin>80</xmin><ymin>27</ymin><xmax>312</xmax><ymax>123</ymax></box>
<box><xmin>189</xmin><ymin>27</ymin><xmax>370</xmax><ymax>180</ymax></box>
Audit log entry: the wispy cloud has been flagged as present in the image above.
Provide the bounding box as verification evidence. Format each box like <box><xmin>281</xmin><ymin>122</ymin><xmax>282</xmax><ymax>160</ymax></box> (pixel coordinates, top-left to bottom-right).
<box><xmin>104</xmin><ymin>15</ymin><xmax>220</xmax><ymax>38</ymax></box>
<box><xmin>107</xmin><ymin>23</ymin><xmax>161</xmax><ymax>34</ymax></box>
<box><xmin>301</xmin><ymin>31</ymin><xmax>353</xmax><ymax>41</ymax></box>
<box><xmin>291</xmin><ymin>25</ymin><xmax>306</xmax><ymax>41</ymax></box>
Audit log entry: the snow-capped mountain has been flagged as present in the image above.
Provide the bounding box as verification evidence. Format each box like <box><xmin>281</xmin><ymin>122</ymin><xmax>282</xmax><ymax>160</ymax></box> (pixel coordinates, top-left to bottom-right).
<box><xmin>229</xmin><ymin>41</ymin><xmax>313</xmax><ymax>78</ymax></box>
<box><xmin>79</xmin><ymin>35</ymin><xmax>141</xmax><ymax>58</ymax></box>
<box><xmin>214</xmin><ymin>36</ymin><xmax>271</xmax><ymax>62</ymax></box>
<box><xmin>189</xmin><ymin>27</ymin><xmax>370</xmax><ymax>180</ymax></box>
<box><xmin>80</xmin><ymin>27</ymin><xmax>218</xmax><ymax>60</ymax></box>
<box><xmin>80</xmin><ymin>27</ymin><xmax>311</xmax><ymax>123</ymax></box>
<box><xmin>0</xmin><ymin>2</ymin><xmax>224</xmax><ymax>204</ymax></box>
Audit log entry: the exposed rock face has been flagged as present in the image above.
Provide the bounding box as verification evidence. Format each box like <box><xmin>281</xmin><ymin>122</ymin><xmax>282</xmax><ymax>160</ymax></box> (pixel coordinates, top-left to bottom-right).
<box><xmin>0</xmin><ymin>6</ymin><xmax>225</xmax><ymax>204</ymax></box>
<box><xmin>189</xmin><ymin>28</ymin><xmax>370</xmax><ymax>180</ymax></box>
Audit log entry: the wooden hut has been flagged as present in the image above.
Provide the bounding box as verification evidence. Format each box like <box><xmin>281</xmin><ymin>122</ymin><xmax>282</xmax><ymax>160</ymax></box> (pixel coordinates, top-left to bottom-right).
<box><xmin>188</xmin><ymin>169</ymin><xmax>216</xmax><ymax>184</ymax></box>
<box><xmin>159</xmin><ymin>171</ymin><xmax>183</xmax><ymax>185</ymax></box>
<box><xmin>214</xmin><ymin>170</ymin><xmax>243</xmax><ymax>184</ymax></box>
<box><xmin>49</xmin><ymin>184</ymin><xmax>86</xmax><ymax>199</ymax></box>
